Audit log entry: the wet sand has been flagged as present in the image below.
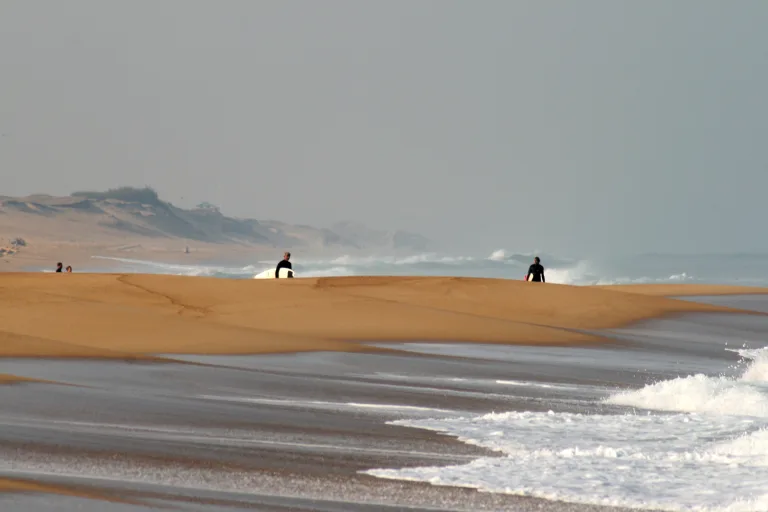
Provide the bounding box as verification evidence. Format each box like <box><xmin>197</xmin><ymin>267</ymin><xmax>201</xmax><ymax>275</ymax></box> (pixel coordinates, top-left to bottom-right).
<box><xmin>2</xmin><ymin>276</ymin><xmax>768</xmax><ymax>510</ymax></box>
<box><xmin>0</xmin><ymin>349</ymin><xmax>648</xmax><ymax>511</ymax></box>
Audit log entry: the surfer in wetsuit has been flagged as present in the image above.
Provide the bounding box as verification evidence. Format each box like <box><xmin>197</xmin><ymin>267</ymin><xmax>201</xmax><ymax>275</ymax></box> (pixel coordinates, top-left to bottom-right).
<box><xmin>275</xmin><ymin>252</ymin><xmax>293</xmax><ymax>278</ymax></box>
<box><xmin>527</xmin><ymin>257</ymin><xmax>545</xmax><ymax>282</ymax></box>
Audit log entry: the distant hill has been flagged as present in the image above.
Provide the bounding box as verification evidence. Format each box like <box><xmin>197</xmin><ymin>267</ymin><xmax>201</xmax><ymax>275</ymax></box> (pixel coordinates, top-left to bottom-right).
<box><xmin>0</xmin><ymin>187</ymin><xmax>430</xmax><ymax>253</ymax></box>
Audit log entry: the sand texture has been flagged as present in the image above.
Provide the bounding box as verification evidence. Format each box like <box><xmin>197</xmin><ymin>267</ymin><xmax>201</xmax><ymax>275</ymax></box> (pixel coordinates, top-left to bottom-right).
<box><xmin>0</xmin><ymin>274</ymin><xmax>766</xmax><ymax>358</ymax></box>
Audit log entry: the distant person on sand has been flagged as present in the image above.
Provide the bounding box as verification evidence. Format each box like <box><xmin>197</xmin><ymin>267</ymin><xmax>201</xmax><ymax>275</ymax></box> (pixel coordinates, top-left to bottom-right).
<box><xmin>275</xmin><ymin>252</ymin><xmax>293</xmax><ymax>278</ymax></box>
<box><xmin>66</xmin><ymin>266</ymin><xmax>72</xmax><ymax>273</ymax></box>
<box><xmin>55</xmin><ymin>262</ymin><xmax>63</xmax><ymax>273</ymax></box>
<box><xmin>526</xmin><ymin>257</ymin><xmax>545</xmax><ymax>282</ymax></box>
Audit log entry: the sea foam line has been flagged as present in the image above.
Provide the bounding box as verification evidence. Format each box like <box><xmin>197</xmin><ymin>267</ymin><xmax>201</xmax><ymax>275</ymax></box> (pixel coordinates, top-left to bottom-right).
<box><xmin>196</xmin><ymin>395</ymin><xmax>455</xmax><ymax>414</ymax></box>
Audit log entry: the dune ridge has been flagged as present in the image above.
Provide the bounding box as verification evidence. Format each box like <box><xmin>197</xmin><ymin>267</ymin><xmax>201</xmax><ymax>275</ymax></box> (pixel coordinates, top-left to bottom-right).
<box><xmin>0</xmin><ymin>188</ymin><xmax>431</xmax><ymax>274</ymax></box>
<box><xmin>0</xmin><ymin>274</ymin><xmax>765</xmax><ymax>358</ymax></box>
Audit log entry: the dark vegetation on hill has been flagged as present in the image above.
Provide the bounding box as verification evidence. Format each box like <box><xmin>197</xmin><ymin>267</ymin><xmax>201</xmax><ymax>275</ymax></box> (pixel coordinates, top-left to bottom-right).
<box><xmin>72</xmin><ymin>186</ymin><xmax>164</xmax><ymax>206</ymax></box>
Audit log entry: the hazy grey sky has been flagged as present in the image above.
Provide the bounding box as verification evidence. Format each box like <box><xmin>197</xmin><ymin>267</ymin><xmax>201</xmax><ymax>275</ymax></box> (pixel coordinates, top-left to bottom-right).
<box><xmin>2</xmin><ymin>1</ymin><xmax>766</xmax><ymax>256</ymax></box>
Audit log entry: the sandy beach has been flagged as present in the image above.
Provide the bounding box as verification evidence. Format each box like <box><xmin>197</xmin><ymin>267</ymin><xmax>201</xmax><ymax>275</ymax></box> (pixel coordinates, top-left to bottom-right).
<box><xmin>0</xmin><ymin>273</ymin><xmax>765</xmax><ymax>359</ymax></box>
<box><xmin>2</xmin><ymin>275</ymin><xmax>768</xmax><ymax>510</ymax></box>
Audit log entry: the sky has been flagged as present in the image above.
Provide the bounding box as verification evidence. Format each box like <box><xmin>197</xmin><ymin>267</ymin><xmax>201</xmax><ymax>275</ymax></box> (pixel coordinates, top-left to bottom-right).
<box><xmin>1</xmin><ymin>1</ymin><xmax>766</xmax><ymax>257</ymax></box>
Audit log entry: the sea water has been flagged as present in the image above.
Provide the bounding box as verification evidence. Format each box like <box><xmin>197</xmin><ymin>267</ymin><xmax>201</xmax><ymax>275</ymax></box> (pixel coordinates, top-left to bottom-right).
<box><xmin>363</xmin><ymin>347</ymin><xmax>768</xmax><ymax>511</ymax></box>
<box><xmin>89</xmin><ymin>250</ymin><xmax>768</xmax><ymax>286</ymax></box>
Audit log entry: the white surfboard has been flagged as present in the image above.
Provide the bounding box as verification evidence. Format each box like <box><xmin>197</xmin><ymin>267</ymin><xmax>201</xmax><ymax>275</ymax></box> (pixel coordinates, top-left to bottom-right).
<box><xmin>253</xmin><ymin>267</ymin><xmax>295</xmax><ymax>279</ymax></box>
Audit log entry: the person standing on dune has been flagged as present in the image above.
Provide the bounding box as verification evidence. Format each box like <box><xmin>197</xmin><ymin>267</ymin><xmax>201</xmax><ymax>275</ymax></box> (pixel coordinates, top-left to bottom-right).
<box><xmin>526</xmin><ymin>257</ymin><xmax>545</xmax><ymax>282</ymax></box>
<box><xmin>275</xmin><ymin>252</ymin><xmax>293</xmax><ymax>278</ymax></box>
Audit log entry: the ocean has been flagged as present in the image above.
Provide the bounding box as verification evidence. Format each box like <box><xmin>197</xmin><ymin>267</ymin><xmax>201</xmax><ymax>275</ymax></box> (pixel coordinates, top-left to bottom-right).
<box><xmin>90</xmin><ymin>249</ymin><xmax>768</xmax><ymax>287</ymax></box>
<box><xmin>363</xmin><ymin>336</ymin><xmax>768</xmax><ymax>511</ymax></box>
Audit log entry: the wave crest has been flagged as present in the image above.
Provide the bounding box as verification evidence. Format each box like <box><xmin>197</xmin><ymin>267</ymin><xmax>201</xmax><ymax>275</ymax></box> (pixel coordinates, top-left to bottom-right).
<box><xmin>89</xmin><ymin>252</ymin><xmax>726</xmax><ymax>287</ymax></box>
<box><xmin>605</xmin><ymin>348</ymin><xmax>768</xmax><ymax>416</ymax></box>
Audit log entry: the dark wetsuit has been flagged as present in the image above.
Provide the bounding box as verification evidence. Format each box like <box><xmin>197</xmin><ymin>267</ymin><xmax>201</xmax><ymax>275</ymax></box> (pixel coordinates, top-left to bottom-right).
<box><xmin>527</xmin><ymin>263</ymin><xmax>545</xmax><ymax>282</ymax></box>
<box><xmin>275</xmin><ymin>259</ymin><xmax>293</xmax><ymax>278</ymax></box>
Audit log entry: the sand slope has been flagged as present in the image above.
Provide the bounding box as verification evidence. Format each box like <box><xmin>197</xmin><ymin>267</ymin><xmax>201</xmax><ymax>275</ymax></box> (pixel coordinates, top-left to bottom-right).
<box><xmin>0</xmin><ymin>274</ymin><xmax>765</xmax><ymax>358</ymax></box>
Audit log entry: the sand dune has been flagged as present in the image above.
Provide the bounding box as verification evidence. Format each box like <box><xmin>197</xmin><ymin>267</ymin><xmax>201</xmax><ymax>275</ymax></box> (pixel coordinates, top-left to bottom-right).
<box><xmin>0</xmin><ymin>274</ymin><xmax>765</xmax><ymax>358</ymax></box>
<box><xmin>0</xmin><ymin>189</ymin><xmax>431</xmax><ymax>274</ymax></box>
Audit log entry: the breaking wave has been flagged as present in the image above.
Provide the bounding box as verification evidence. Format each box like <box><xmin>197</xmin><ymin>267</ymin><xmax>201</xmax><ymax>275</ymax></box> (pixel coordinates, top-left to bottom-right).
<box><xmin>364</xmin><ymin>348</ymin><xmax>768</xmax><ymax>511</ymax></box>
<box><xmin>87</xmin><ymin>250</ymin><xmax>768</xmax><ymax>286</ymax></box>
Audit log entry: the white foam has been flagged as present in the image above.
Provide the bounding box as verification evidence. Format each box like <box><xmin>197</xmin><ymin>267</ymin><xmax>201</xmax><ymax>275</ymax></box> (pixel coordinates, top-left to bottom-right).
<box><xmin>739</xmin><ymin>348</ymin><xmax>768</xmax><ymax>382</ymax></box>
<box><xmin>606</xmin><ymin>347</ymin><xmax>768</xmax><ymax>416</ymax></box>
<box><xmin>541</xmin><ymin>260</ymin><xmax>602</xmax><ymax>285</ymax></box>
<box><xmin>365</xmin><ymin>410</ymin><xmax>768</xmax><ymax>511</ymax></box>
<box><xmin>326</xmin><ymin>253</ymin><xmax>473</xmax><ymax>267</ymax></box>
<box><xmin>345</xmin><ymin>402</ymin><xmax>453</xmax><ymax>412</ymax></box>
<box><xmin>301</xmin><ymin>266</ymin><xmax>354</xmax><ymax>277</ymax></box>
<box><xmin>90</xmin><ymin>252</ymin><xmax>768</xmax><ymax>288</ymax></box>
<box><xmin>495</xmin><ymin>380</ymin><xmax>591</xmax><ymax>392</ymax></box>
<box><xmin>196</xmin><ymin>395</ymin><xmax>454</xmax><ymax>414</ymax></box>
<box><xmin>91</xmin><ymin>256</ymin><xmax>259</xmax><ymax>278</ymax></box>
<box><xmin>488</xmin><ymin>249</ymin><xmax>507</xmax><ymax>262</ymax></box>
<box><xmin>605</xmin><ymin>374</ymin><xmax>768</xmax><ymax>416</ymax></box>
<box><xmin>365</xmin><ymin>348</ymin><xmax>768</xmax><ymax>511</ymax></box>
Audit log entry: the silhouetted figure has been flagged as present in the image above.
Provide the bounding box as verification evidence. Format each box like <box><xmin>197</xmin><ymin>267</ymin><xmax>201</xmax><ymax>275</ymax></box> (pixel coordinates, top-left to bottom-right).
<box><xmin>275</xmin><ymin>252</ymin><xmax>293</xmax><ymax>278</ymax></box>
<box><xmin>527</xmin><ymin>256</ymin><xmax>545</xmax><ymax>282</ymax></box>
<box><xmin>55</xmin><ymin>262</ymin><xmax>63</xmax><ymax>273</ymax></box>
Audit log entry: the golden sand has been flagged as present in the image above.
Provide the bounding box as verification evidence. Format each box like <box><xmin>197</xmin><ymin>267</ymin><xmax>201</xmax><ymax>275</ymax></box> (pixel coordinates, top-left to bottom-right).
<box><xmin>0</xmin><ymin>273</ymin><xmax>766</xmax><ymax>358</ymax></box>
<box><xmin>0</xmin><ymin>373</ymin><xmax>44</xmax><ymax>385</ymax></box>
<box><xmin>0</xmin><ymin>373</ymin><xmax>66</xmax><ymax>386</ymax></box>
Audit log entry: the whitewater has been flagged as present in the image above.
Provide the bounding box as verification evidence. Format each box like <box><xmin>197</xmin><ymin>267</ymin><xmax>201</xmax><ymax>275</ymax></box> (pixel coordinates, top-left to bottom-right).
<box><xmin>88</xmin><ymin>250</ymin><xmax>768</xmax><ymax>286</ymax></box>
<box><xmin>364</xmin><ymin>347</ymin><xmax>768</xmax><ymax>511</ymax></box>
